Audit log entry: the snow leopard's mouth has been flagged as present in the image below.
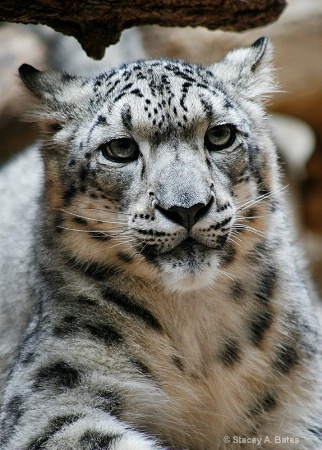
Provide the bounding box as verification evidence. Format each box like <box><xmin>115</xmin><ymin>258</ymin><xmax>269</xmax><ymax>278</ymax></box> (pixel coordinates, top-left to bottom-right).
<box><xmin>141</xmin><ymin>235</ymin><xmax>222</xmax><ymax>291</ymax></box>
<box><xmin>140</xmin><ymin>236</ymin><xmax>213</xmax><ymax>262</ymax></box>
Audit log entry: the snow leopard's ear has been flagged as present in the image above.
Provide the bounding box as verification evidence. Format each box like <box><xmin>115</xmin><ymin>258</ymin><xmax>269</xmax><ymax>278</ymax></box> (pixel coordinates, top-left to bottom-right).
<box><xmin>211</xmin><ymin>37</ymin><xmax>277</xmax><ymax>101</ymax></box>
<box><xmin>19</xmin><ymin>64</ymin><xmax>89</xmax><ymax>121</ymax></box>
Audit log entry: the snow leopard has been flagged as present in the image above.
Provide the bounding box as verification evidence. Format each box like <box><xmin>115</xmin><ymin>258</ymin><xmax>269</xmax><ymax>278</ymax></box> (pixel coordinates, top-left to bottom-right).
<box><xmin>0</xmin><ymin>37</ymin><xmax>321</xmax><ymax>449</ymax></box>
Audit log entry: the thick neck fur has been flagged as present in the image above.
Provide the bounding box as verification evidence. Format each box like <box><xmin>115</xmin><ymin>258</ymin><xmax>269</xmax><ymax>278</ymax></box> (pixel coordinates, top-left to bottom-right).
<box><xmin>32</xmin><ymin>194</ymin><xmax>322</xmax><ymax>450</ymax></box>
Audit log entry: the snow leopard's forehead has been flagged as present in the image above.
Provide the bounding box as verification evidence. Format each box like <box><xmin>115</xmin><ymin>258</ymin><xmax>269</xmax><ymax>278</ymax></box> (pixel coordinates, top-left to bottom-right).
<box><xmin>85</xmin><ymin>59</ymin><xmax>247</xmax><ymax>140</ymax></box>
<box><xmin>90</xmin><ymin>59</ymin><xmax>219</xmax><ymax>100</ymax></box>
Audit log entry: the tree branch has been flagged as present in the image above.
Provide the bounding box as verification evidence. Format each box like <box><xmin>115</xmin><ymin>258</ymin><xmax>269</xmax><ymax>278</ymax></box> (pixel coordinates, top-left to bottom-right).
<box><xmin>0</xmin><ymin>0</ymin><xmax>286</xmax><ymax>59</ymax></box>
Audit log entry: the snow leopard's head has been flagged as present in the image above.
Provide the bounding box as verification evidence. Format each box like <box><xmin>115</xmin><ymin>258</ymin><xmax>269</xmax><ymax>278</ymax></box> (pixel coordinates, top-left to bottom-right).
<box><xmin>19</xmin><ymin>37</ymin><xmax>278</xmax><ymax>292</ymax></box>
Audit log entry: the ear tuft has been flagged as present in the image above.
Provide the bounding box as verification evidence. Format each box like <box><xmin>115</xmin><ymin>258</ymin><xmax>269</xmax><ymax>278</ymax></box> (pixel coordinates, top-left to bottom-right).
<box><xmin>249</xmin><ymin>37</ymin><xmax>269</xmax><ymax>72</ymax></box>
<box><xmin>211</xmin><ymin>37</ymin><xmax>277</xmax><ymax>101</ymax></box>
<box><xmin>19</xmin><ymin>63</ymin><xmax>41</xmax><ymax>79</ymax></box>
<box><xmin>19</xmin><ymin>64</ymin><xmax>43</xmax><ymax>96</ymax></box>
<box><xmin>251</xmin><ymin>36</ymin><xmax>268</xmax><ymax>50</ymax></box>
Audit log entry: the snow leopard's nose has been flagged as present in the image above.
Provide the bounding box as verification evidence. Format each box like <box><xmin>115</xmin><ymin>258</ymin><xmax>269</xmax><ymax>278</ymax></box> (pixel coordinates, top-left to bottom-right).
<box><xmin>156</xmin><ymin>198</ymin><xmax>213</xmax><ymax>232</ymax></box>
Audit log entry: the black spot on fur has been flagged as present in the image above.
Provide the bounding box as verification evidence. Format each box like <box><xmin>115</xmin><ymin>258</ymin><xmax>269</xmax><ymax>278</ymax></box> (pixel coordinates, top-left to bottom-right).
<box><xmin>80</xmin><ymin>261</ymin><xmax>119</xmax><ymax>281</ymax></box>
<box><xmin>200</xmin><ymin>98</ymin><xmax>213</xmax><ymax>118</ymax></box>
<box><xmin>113</xmin><ymin>91</ymin><xmax>127</xmax><ymax>103</ymax></box>
<box><xmin>245</xmin><ymin>207</ymin><xmax>257</xmax><ymax>221</ymax></box>
<box><xmin>97</xmin><ymin>115</ymin><xmax>107</xmax><ymax>124</ymax></box>
<box><xmin>220</xmin><ymin>242</ymin><xmax>236</xmax><ymax>266</ymax></box>
<box><xmin>53</xmin><ymin>315</ymin><xmax>78</xmax><ymax>337</ymax></box>
<box><xmin>247</xmin><ymin>240</ymin><xmax>272</xmax><ymax>265</ymax></box>
<box><xmin>250</xmin><ymin>391</ymin><xmax>277</xmax><ymax>416</ymax></box>
<box><xmin>21</xmin><ymin>351</ymin><xmax>36</xmax><ymax>364</ymax></box>
<box><xmin>102</xmin><ymin>286</ymin><xmax>162</xmax><ymax>331</ymax></box>
<box><xmin>258</xmin><ymin>185</ymin><xmax>271</xmax><ymax>197</ymax></box>
<box><xmin>274</xmin><ymin>343</ymin><xmax>299</xmax><ymax>374</ymax></box>
<box><xmin>117</xmin><ymin>252</ymin><xmax>134</xmax><ymax>263</ymax></box>
<box><xmin>139</xmin><ymin>244</ymin><xmax>159</xmax><ymax>263</ymax></box>
<box><xmin>140</xmin><ymin>164</ymin><xmax>146</xmax><ymax>179</ymax></box>
<box><xmin>53</xmin><ymin>213</ymin><xmax>64</xmax><ymax>233</ymax></box>
<box><xmin>260</xmin><ymin>393</ymin><xmax>277</xmax><ymax>412</ymax></box>
<box><xmin>216</xmin><ymin>202</ymin><xmax>231</xmax><ymax>213</ymax></box>
<box><xmin>121</xmin><ymin>104</ymin><xmax>132</xmax><ymax>131</ymax></box>
<box><xmin>130</xmin><ymin>88</ymin><xmax>143</xmax><ymax>98</ymax></box>
<box><xmin>34</xmin><ymin>361</ymin><xmax>81</xmax><ymax>390</ymax></box>
<box><xmin>75</xmin><ymin>295</ymin><xmax>98</xmax><ymax>307</ymax></box>
<box><xmin>218</xmin><ymin>338</ymin><xmax>241</xmax><ymax>367</ymax></box>
<box><xmin>73</xmin><ymin>216</ymin><xmax>88</xmax><ymax>225</ymax></box>
<box><xmin>54</xmin><ymin>314</ymin><xmax>122</xmax><ymax>345</ymax></box>
<box><xmin>308</xmin><ymin>427</ymin><xmax>322</xmax><ymax>441</ymax></box>
<box><xmin>28</xmin><ymin>415</ymin><xmax>81</xmax><ymax>450</ymax></box>
<box><xmin>21</xmin><ymin>307</ymin><xmax>44</xmax><ymax>347</ymax></box>
<box><xmin>211</xmin><ymin>216</ymin><xmax>232</xmax><ymax>231</ymax></box>
<box><xmin>248</xmin><ymin>307</ymin><xmax>274</xmax><ymax>346</ymax></box>
<box><xmin>85</xmin><ymin>322</ymin><xmax>122</xmax><ymax>345</ymax></box>
<box><xmin>224</xmin><ymin>99</ymin><xmax>233</xmax><ymax>109</ymax></box>
<box><xmin>90</xmin><ymin>231</ymin><xmax>111</xmax><ymax>241</ymax></box>
<box><xmin>231</xmin><ymin>281</ymin><xmax>246</xmax><ymax>303</ymax></box>
<box><xmin>172</xmin><ymin>355</ymin><xmax>184</xmax><ymax>372</ymax></box>
<box><xmin>270</xmin><ymin>199</ymin><xmax>279</xmax><ymax>213</ymax></box>
<box><xmin>79</xmin><ymin>165</ymin><xmax>89</xmax><ymax>183</ymax></box>
<box><xmin>80</xmin><ymin>430</ymin><xmax>119</xmax><ymax>449</ymax></box>
<box><xmin>131</xmin><ymin>358</ymin><xmax>153</xmax><ymax>377</ymax></box>
<box><xmin>61</xmin><ymin>73</ymin><xmax>76</xmax><ymax>82</ymax></box>
<box><xmin>216</xmin><ymin>234</ymin><xmax>228</xmax><ymax>247</ymax></box>
<box><xmin>63</xmin><ymin>183</ymin><xmax>77</xmax><ymax>205</ymax></box>
<box><xmin>0</xmin><ymin>395</ymin><xmax>25</xmax><ymax>444</ymax></box>
<box><xmin>255</xmin><ymin>266</ymin><xmax>277</xmax><ymax>303</ymax></box>
<box><xmin>97</xmin><ymin>390</ymin><xmax>123</xmax><ymax>418</ymax></box>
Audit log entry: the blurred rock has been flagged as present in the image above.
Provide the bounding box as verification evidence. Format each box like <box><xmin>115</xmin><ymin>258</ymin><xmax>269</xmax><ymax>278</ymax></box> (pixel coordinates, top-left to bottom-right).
<box><xmin>0</xmin><ymin>24</ymin><xmax>47</xmax><ymax>161</ymax></box>
<box><xmin>270</xmin><ymin>114</ymin><xmax>316</xmax><ymax>180</ymax></box>
<box><xmin>0</xmin><ymin>0</ymin><xmax>286</xmax><ymax>59</ymax></box>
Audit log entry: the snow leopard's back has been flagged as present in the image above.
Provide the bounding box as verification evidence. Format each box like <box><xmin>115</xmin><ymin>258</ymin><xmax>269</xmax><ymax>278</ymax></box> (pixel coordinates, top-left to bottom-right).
<box><xmin>0</xmin><ymin>147</ymin><xmax>43</xmax><ymax>389</ymax></box>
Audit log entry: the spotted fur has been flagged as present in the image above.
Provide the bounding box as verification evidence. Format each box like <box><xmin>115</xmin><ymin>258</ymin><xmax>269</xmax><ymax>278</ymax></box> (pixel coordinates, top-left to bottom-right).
<box><xmin>0</xmin><ymin>38</ymin><xmax>321</xmax><ymax>449</ymax></box>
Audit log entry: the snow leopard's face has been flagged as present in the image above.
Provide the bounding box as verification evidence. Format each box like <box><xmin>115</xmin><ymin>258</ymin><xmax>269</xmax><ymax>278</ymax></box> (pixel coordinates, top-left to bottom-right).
<box><xmin>20</xmin><ymin>38</ymin><xmax>277</xmax><ymax>291</ymax></box>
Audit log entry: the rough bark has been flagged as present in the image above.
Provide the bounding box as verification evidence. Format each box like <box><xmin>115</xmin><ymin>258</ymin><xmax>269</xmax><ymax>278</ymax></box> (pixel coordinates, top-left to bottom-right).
<box><xmin>0</xmin><ymin>0</ymin><xmax>286</xmax><ymax>59</ymax></box>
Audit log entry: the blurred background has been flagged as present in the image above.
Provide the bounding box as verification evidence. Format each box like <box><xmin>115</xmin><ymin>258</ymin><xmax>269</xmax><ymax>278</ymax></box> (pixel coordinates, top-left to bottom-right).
<box><xmin>0</xmin><ymin>0</ymin><xmax>321</xmax><ymax>294</ymax></box>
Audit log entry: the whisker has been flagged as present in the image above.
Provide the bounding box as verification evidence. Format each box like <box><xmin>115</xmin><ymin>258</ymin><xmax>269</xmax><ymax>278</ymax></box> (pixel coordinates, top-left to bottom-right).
<box><xmin>217</xmin><ymin>269</ymin><xmax>237</xmax><ymax>281</ymax></box>
<box><xmin>69</xmin><ymin>206</ymin><xmax>132</xmax><ymax>217</ymax></box>
<box><xmin>235</xmin><ymin>215</ymin><xmax>264</xmax><ymax>221</ymax></box>
<box><xmin>57</xmin><ymin>226</ymin><xmax>128</xmax><ymax>236</ymax></box>
<box><xmin>228</xmin><ymin>238</ymin><xmax>242</xmax><ymax>248</ymax></box>
<box><xmin>237</xmin><ymin>185</ymin><xmax>289</xmax><ymax>212</ymax></box>
<box><xmin>234</xmin><ymin>224</ymin><xmax>265</xmax><ymax>237</ymax></box>
<box><xmin>229</xmin><ymin>232</ymin><xmax>243</xmax><ymax>244</ymax></box>
<box><xmin>107</xmin><ymin>239</ymin><xmax>137</xmax><ymax>250</ymax></box>
<box><xmin>58</xmin><ymin>208</ymin><xmax>127</xmax><ymax>225</ymax></box>
<box><xmin>138</xmin><ymin>242</ymin><xmax>151</xmax><ymax>256</ymax></box>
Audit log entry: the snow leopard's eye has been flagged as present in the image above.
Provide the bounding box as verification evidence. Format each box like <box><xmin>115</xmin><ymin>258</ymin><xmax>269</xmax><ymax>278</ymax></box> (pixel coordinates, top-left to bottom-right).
<box><xmin>101</xmin><ymin>138</ymin><xmax>139</xmax><ymax>163</ymax></box>
<box><xmin>205</xmin><ymin>125</ymin><xmax>236</xmax><ymax>151</ymax></box>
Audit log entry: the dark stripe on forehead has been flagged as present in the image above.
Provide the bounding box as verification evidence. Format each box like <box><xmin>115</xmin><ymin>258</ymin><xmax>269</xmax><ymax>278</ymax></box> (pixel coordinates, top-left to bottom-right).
<box><xmin>200</xmin><ymin>97</ymin><xmax>213</xmax><ymax>118</ymax></box>
<box><xmin>121</xmin><ymin>104</ymin><xmax>132</xmax><ymax>131</ymax></box>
